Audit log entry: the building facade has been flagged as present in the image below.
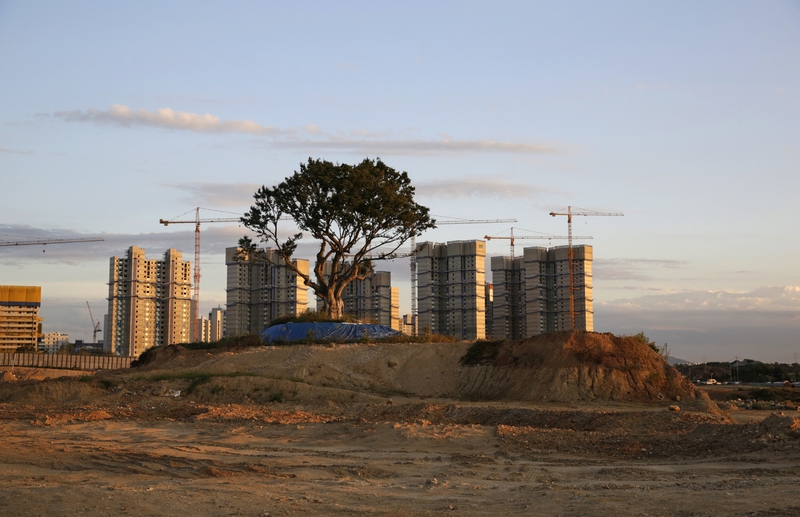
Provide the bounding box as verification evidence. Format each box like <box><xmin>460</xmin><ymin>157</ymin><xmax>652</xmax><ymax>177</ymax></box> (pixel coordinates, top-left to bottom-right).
<box><xmin>0</xmin><ymin>286</ymin><xmax>42</xmax><ymax>352</ymax></box>
<box><xmin>490</xmin><ymin>245</ymin><xmax>593</xmax><ymax>339</ymax></box>
<box><xmin>39</xmin><ymin>332</ymin><xmax>69</xmax><ymax>354</ymax></box>
<box><xmin>417</xmin><ymin>240</ymin><xmax>486</xmax><ymax>340</ymax></box>
<box><xmin>106</xmin><ymin>246</ymin><xmax>192</xmax><ymax>357</ymax></box>
<box><xmin>322</xmin><ymin>268</ymin><xmax>400</xmax><ymax>329</ymax></box>
<box><xmin>225</xmin><ymin>247</ymin><xmax>309</xmax><ymax>336</ymax></box>
<box><xmin>209</xmin><ymin>307</ymin><xmax>224</xmax><ymax>341</ymax></box>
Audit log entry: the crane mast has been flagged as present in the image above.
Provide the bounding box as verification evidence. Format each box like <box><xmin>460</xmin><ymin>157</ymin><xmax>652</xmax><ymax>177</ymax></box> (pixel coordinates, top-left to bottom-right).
<box><xmin>159</xmin><ymin>207</ymin><xmax>242</xmax><ymax>341</ymax></box>
<box><xmin>549</xmin><ymin>206</ymin><xmax>623</xmax><ymax>330</ymax></box>
<box><xmin>86</xmin><ymin>301</ymin><xmax>101</xmax><ymax>343</ymax></box>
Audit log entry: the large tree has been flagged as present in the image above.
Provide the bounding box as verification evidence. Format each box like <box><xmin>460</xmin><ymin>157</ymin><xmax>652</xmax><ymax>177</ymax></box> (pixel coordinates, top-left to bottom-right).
<box><xmin>240</xmin><ymin>158</ymin><xmax>435</xmax><ymax>320</ymax></box>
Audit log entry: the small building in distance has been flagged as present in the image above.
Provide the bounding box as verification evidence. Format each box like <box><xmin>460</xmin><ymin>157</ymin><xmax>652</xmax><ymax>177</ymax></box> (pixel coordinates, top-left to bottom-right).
<box><xmin>209</xmin><ymin>307</ymin><xmax>224</xmax><ymax>341</ymax></box>
<box><xmin>106</xmin><ymin>246</ymin><xmax>192</xmax><ymax>357</ymax></box>
<box><xmin>0</xmin><ymin>285</ymin><xmax>42</xmax><ymax>352</ymax></box>
<box><xmin>416</xmin><ymin>240</ymin><xmax>487</xmax><ymax>340</ymax></box>
<box><xmin>39</xmin><ymin>332</ymin><xmax>69</xmax><ymax>354</ymax></box>
<box><xmin>225</xmin><ymin>247</ymin><xmax>309</xmax><ymax>337</ymax></box>
<box><xmin>490</xmin><ymin>245</ymin><xmax>593</xmax><ymax>339</ymax></box>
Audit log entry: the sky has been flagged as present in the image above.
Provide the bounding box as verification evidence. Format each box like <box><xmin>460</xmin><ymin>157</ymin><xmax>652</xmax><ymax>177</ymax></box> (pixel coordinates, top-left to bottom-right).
<box><xmin>1</xmin><ymin>1</ymin><xmax>799</xmax><ymax>362</ymax></box>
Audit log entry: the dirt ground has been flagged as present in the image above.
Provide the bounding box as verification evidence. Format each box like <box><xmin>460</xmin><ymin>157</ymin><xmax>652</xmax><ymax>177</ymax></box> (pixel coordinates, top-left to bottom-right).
<box><xmin>1</xmin><ymin>337</ymin><xmax>800</xmax><ymax>517</ymax></box>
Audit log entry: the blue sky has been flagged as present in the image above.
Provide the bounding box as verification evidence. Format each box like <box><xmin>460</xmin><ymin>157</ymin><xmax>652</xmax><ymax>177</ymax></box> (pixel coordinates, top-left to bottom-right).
<box><xmin>1</xmin><ymin>1</ymin><xmax>799</xmax><ymax>361</ymax></box>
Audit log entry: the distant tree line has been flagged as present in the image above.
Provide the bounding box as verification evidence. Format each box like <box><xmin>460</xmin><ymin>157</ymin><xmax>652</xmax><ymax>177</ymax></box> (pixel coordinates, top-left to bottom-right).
<box><xmin>674</xmin><ymin>361</ymin><xmax>800</xmax><ymax>384</ymax></box>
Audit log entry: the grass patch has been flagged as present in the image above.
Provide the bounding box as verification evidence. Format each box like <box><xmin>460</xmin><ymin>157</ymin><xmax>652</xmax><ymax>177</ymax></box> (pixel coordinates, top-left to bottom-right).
<box><xmin>268</xmin><ymin>391</ymin><xmax>284</xmax><ymax>403</ymax></box>
<box><xmin>77</xmin><ymin>375</ymin><xmax>94</xmax><ymax>382</ymax></box>
<box><xmin>460</xmin><ymin>340</ymin><xmax>505</xmax><ymax>366</ymax></box>
<box><xmin>132</xmin><ymin>371</ymin><xmax>259</xmax><ymax>393</ymax></box>
<box><xmin>180</xmin><ymin>334</ymin><xmax>263</xmax><ymax>350</ymax></box>
<box><xmin>99</xmin><ymin>379</ymin><xmax>117</xmax><ymax>389</ymax></box>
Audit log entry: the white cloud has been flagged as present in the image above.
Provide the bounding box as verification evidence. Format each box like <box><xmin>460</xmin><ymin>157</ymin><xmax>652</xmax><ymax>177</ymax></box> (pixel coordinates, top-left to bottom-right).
<box><xmin>594</xmin><ymin>257</ymin><xmax>688</xmax><ymax>281</ymax></box>
<box><xmin>162</xmin><ymin>182</ymin><xmax>260</xmax><ymax>208</ymax></box>
<box><xmin>54</xmin><ymin>104</ymin><xmax>564</xmax><ymax>156</ymax></box>
<box><xmin>0</xmin><ymin>146</ymin><xmax>34</xmax><ymax>155</ymax></box>
<box><xmin>416</xmin><ymin>178</ymin><xmax>550</xmax><ymax>199</ymax></box>
<box><xmin>596</xmin><ymin>286</ymin><xmax>800</xmax><ymax>361</ymax></box>
<box><xmin>268</xmin><ymin>138</ymin><xmax>562</xmax><ymax>155</ymax></box>
<box><xmin>54</xmin><ymin>104</ymin><xmax>280</xmax><ymax>135</ymax></box>
<box><xmin>336</xmin><ymin>62</ymin><xmax>361</xmax><ymax>72</ymax></box>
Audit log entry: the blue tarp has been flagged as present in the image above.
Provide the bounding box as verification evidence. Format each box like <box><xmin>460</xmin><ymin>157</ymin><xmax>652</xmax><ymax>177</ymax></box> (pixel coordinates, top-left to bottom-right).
<box><xmin>259</xmin><ymin>322</ymin><xmax>401</xmax><ymax>343</ymax></box>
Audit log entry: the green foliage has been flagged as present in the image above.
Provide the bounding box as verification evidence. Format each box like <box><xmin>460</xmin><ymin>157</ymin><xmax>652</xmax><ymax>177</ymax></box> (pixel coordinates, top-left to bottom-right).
<box><xmin>460</xmin><ymin>340</ymin><xmax>504</xmax><ymax>366</ymax></box>
<box><xmin>77</xmin><ymin>375</ymin><xmax>94</xmax><ymax>382</ymax></box>
<box><xmin>99</xmin><ymin>379</ymin><xmax>116</xmax><ymax>389</ymax></box>
<box><xmin>241</xmin><ymin>158</ymin><xmax>436</xmax><ymax>318</ymax></box>
<box><xmin>181</xmin><ymin>334</ymin><xmax>263</xmax><ymax>350</ymax></box>
<box><xmin>623</xmin><ymin>332</ymin><xmax>660</xmax><ymax>353</ymax></box>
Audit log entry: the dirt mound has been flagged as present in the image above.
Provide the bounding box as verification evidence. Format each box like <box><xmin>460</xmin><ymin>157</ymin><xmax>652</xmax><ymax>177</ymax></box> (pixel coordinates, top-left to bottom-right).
<box><xmin>5</xmin><ymin>378</ymin><xmax>104</xmax><ymax>405</ymax></box>
<box><xmin>12</xmin><ymin>332</ymin><xmax>708</xmax><ymax>409</ymax></box>
<box><xmin>457</xmin><ymin>332</ymin><xmax>707</xmax><ymax>405</ymax></box>
<box><xmin>133</xmin><ymin>344</ymin><xmax>189</xmax><ymax>369</ymax></box>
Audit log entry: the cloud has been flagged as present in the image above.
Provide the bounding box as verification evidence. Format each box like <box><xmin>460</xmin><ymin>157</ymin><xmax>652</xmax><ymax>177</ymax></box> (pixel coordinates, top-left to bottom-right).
<box><xmin>162</xmin><ymin>182</ymin><xmax>260</xmax><ymax>208</ymax></box>
<box><xmin>0</xmin><ymin>146</ymin><xmax>34</xmax><ymax>155</ymax></box>
<box><xmin>415</xmin><ymin>178</ymin><xmax>550</xmax><ymax>199</ymax></box>
<box><xmin>54</xmin><ymin>104</ymin><xmax>564</xmax><ymax>156</ymax></box>
<box><xmin>336</xmin><ymin>62</ymin><xmax>361</xmax><ymax>72</ymax></box>
<box><xmin>594</xmin><ymin>257</ymin><xmax>689</xmax><ymax>281</ymax></box>
<box><xmin>596</xmin><ymin>286</ymin><xmax>800</xmax><ymax>361</ymax></box>
<box><xmin>267</xmin><ymin>138</ymin><xmax>562</xmax><ymax>155</ymax></box>
<box><xmin>54</xmin><ymin>104</ymin><xmax>280</xmax><ymax>135</ymax></box>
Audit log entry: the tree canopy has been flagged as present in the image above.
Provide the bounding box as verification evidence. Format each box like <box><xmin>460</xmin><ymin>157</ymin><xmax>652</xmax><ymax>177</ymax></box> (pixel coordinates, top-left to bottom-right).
<box><xmin>240</xmin><ymin>158</ymin><xmax>435</xmax><ymax>319</ymax></box>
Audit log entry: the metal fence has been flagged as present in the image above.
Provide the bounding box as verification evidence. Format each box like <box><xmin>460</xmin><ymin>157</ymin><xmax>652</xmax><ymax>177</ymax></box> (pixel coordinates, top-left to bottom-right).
<box><xmin>0</xmin><ymin>352</ymin><xmax>133</xmax><ymax>371</ymax></box>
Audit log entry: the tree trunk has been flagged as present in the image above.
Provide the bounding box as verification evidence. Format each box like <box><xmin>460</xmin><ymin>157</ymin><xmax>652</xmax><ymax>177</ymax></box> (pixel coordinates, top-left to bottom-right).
<box><xmin>323</xmin><ymin>293</ymin><xmax>344</xmax><ymax>320</ymax></box>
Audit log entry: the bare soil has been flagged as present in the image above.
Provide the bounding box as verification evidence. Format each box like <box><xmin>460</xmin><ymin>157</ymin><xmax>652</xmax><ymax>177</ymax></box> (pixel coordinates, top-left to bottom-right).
<box><xmin>1</xmin><ymin>332</ymin><xmax>799</xmax><ymax>516</ymax></box>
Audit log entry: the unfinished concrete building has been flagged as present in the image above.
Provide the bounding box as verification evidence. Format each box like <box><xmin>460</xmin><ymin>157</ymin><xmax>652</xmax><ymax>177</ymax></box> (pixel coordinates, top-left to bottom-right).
<box><xmin>0</xmin><ymin>285</ymin><xmax>42</xmax><ymax>352</ymax></box>
<box><xmin>106</xmin><ymin>246</ymin><xmax>192</xmax><ymax>357</ymax></box>
<box><xmin>417</xmin><ymin>240</ymin><xmax>486</xmax><ymax>340</ymax></box>
<box><xmin>490</xmin><ymin>245</ymin><xmax>593</xmax><ymax>339</ymax></box>
<box><xmin>225</xmin><ymin>247</ymin><xmax>309</xmax><ymax>336</ymax></box>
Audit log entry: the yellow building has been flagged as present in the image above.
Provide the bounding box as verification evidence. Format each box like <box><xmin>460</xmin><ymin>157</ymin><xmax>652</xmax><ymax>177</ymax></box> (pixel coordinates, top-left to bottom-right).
<box><xmin>0</xmin><ymin>286</ymin><xmax>42</xmax><ymax>352</ymax></box>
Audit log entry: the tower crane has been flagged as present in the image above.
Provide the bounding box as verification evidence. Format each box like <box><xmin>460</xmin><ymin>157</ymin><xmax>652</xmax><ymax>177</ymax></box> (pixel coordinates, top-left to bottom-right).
<box><xmin>408</xmin><ymin>216</ymin><xmax>517</xmax><ymax>335</ymax></box>
<box><xmin>159</xmin><ymin>207</ymin><xmax>243</xmax><ymax>341</ymax></box>
<box><xmin>484</xmin><ymin>227</ymin><xmax>593</xmax><ymax>259</ymax></box>
<box><xmin>549</xmin><ymin>206</ymin><xmax>623</xmax><ymax>330</ymax></box>
<box><xmin>86</xmin><ymin>301</ymin><xmax>101</xmax><ymax>343</ymax></box>
<box><xmin>159</xmin><ymin>207</ymin><xmax>292</xmax><ymax>340</ymax></box>
<box><xmin>0</xmin><ymin>237</ymin><xmax>104</xmax><ymax>249</ymax></box>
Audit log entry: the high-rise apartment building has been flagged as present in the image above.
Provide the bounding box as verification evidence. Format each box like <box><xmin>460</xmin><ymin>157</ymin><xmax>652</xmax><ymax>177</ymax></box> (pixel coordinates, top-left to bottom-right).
<box><xmin>321</xmin><ymin>268</ymin><xmax>400</xmax><ymax>329</ymax></box>
<box><xmin>225</xmin><ymin>247</ymin><xmax>309</xmax><ymax>336</ymax></box>
<box><xmin>491</xmin><ymin>245</ymin><xmax>593</xmax><ymax>339</ymax></box>
<box><xmin>0</xmin><ymin>286</ymin><xmax>42</xmax><ymax>352</ymax></box>
<box><xmin>417</xmin><ymin>240</ymin><xmax>486</xmax><ymax>340</ymax></box>
<box><xmin>106</xmin><ymin>246</ymin><xmax>192</xmax><ymax>357</ymax></box>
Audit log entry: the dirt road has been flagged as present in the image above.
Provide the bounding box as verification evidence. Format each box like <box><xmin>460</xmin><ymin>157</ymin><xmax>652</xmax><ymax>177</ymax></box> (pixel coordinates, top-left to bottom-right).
<box><xmin>2</xmin><ymin>398</ymin><xmax>800</xmax><ymax>517</ymax></box>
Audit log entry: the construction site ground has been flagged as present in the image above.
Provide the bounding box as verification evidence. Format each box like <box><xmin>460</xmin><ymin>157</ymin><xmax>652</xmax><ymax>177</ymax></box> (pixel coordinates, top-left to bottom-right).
<box><xmin>1</xmin><ymin>336</ymin><xmax>799</xmax><ymax>517</ymax></box>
